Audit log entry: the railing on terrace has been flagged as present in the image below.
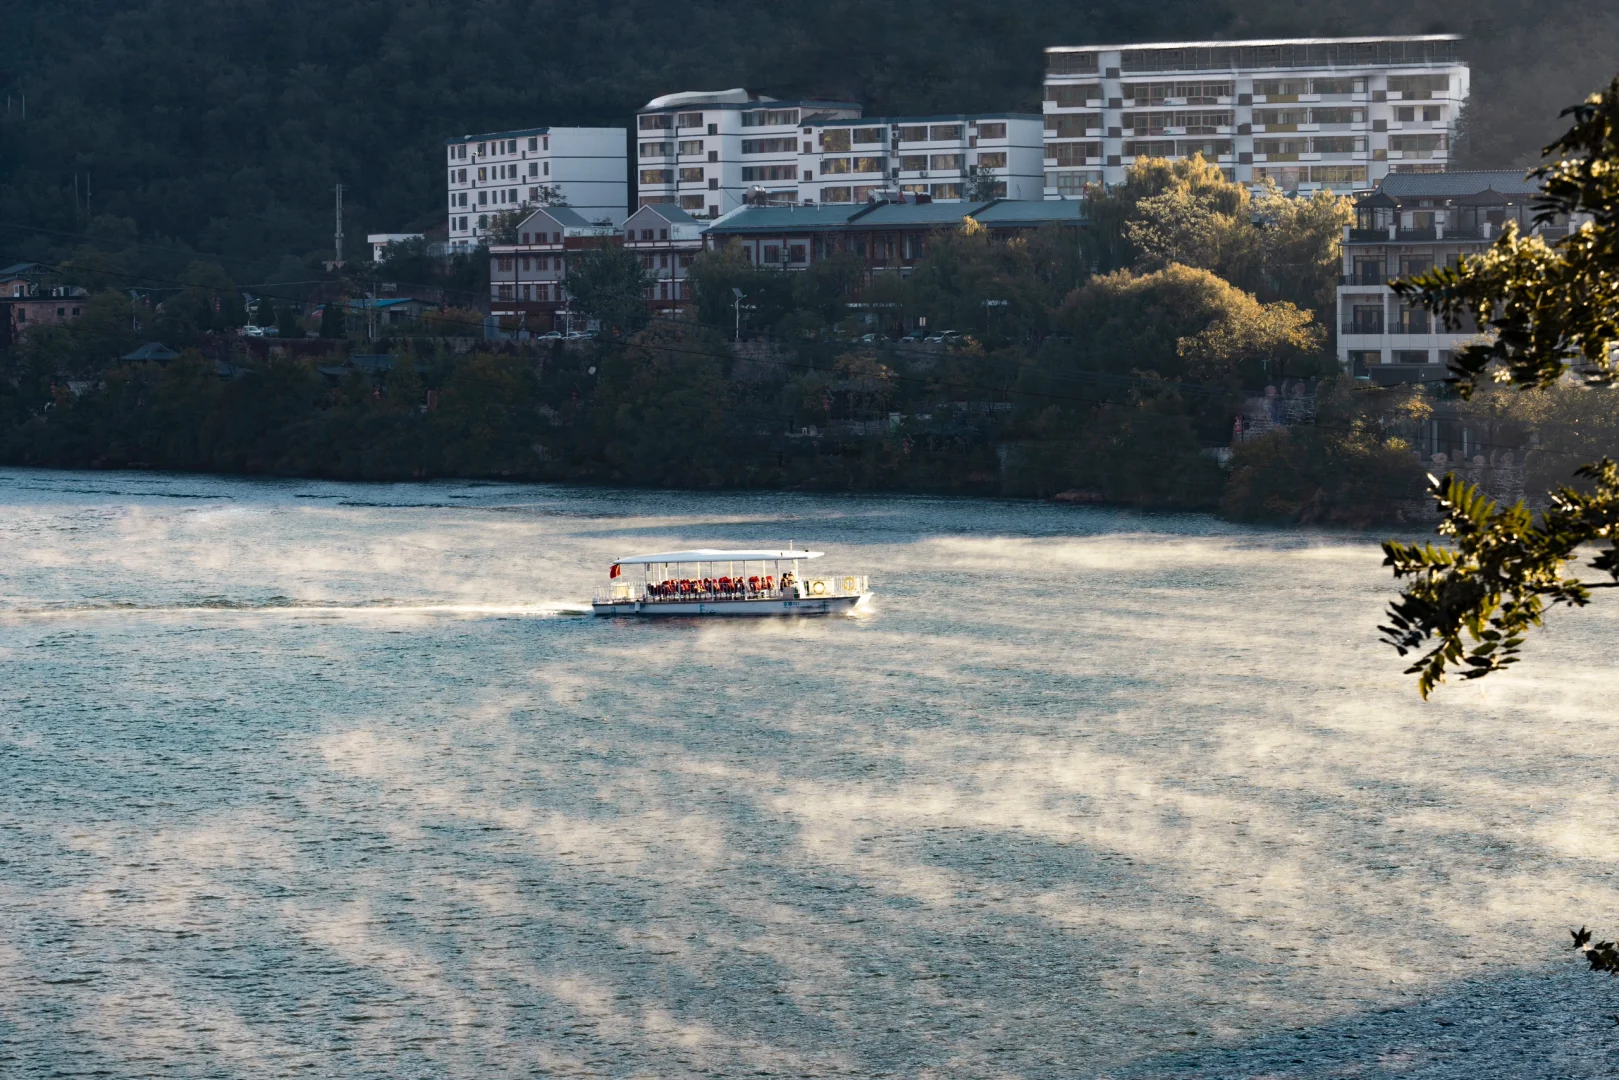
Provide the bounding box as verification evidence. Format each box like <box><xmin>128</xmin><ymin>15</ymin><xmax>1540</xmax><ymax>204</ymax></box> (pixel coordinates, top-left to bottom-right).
<box><xmin>594</xmin><ymin>576</ymin><xmax>868</xmax><ymax>604</ymax></box>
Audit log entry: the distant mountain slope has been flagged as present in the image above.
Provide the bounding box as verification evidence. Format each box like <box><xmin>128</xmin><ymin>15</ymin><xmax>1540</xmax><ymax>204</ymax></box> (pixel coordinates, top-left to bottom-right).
<box><xmin>1</xmin><ymin>0</ymin><xmax>1615</xmax><ymax>275</ymax></box>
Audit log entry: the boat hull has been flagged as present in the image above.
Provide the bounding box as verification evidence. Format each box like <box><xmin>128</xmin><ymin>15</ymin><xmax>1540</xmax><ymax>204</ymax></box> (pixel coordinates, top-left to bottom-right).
<box><xmin>592</xmin><ymin>593</ymin><xmax>867</xmax><ymax>617</ymax></box>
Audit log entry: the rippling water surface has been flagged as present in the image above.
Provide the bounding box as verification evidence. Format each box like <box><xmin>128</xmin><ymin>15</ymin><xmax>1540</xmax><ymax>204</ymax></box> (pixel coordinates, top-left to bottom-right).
<box><xmin>4</xmin><ymin>468</ymin><xmax>1619</xmax><ymax>1078</ymax></box>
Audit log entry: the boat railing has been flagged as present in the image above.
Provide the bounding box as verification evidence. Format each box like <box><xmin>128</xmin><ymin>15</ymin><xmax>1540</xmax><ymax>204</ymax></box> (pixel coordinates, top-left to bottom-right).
<box><xmin>593</xmin><ymin>574</ymin><xmax>867</xmax><ymax>604</ymax></box>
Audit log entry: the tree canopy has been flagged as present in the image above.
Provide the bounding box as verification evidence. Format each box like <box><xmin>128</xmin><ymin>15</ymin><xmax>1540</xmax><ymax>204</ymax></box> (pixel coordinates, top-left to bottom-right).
<box><xmin>1382</xmin><ymin>77</ymin><xmax>1619</xmax><ymax>697</ymax></box>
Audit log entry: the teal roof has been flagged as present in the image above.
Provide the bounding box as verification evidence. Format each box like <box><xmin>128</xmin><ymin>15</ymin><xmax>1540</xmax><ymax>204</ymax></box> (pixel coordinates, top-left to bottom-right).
<box><xmin>1377</xmin><ymin>170</ymin><xmax>1540</xmax><ymax>198</ymax></box>
<box><xmin>346</xmin><ymin>297</ymin><xmax>426</xmax><ymax>310</ymax></box>
<box><xmin>705</xmin><ymin>204</ymin><xmax>868</xmax><ymax>234</ymax></box>
<box><xmin>971</xmin><ymin>199</ymin><xmax>1089</xmax><ymax>226</ymax></box>
<box><xmin>850</xmin><ymin>201</ymin><xmax>996</xmax><ymax>226</ymax></box>
<box><xmin>707</xmin><ymin>198</ymin><xmax>1092</xmax><ymax>235</ymax></box>
<box><xmin>121</xmin><ymin>342</ymin><xmax>180</xmax><ymax>362</ymax></box>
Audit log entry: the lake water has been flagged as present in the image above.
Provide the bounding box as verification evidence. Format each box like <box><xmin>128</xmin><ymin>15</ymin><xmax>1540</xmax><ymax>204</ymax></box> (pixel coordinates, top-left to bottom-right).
<box><xmin>3</xmin><ymin>467</ymin><xmax>1618</xmax><ymax>1078</ymax></box>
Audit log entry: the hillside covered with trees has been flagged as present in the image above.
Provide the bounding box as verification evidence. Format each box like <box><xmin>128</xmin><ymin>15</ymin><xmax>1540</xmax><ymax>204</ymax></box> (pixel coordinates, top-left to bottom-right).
<box><xmin>2</xmin><ymin>0</ymin><xmax>1619</xmax><ymax>285</ymax></box>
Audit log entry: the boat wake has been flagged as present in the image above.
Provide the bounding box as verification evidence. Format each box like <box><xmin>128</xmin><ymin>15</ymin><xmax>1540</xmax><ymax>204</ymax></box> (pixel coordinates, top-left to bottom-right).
<box><xmin>3</xmin><ymin>598</ymin><xmax>593</xmax><ymax>619</ymax></box>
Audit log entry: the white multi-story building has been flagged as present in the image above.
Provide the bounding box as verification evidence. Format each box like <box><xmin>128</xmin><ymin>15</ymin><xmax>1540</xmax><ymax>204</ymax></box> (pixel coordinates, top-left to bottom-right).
<box><xmin>1041</xmin><ymin>35</ymin><xmax>1469</xmax><ymax>197</ymax></box>
<box><xmin>635</xmin><ymin>90</ymin><xmax>861</xmax><ymax>220</ymax></box>
<box><xmin>798</xmin><ymin>114</ymin><xmax>1045</xmax><ymax>205</ymax></box>
<box><xmin>445</xmin><ymin>127</ymin><xmax>626</xmax><ymax>252</ymax></box>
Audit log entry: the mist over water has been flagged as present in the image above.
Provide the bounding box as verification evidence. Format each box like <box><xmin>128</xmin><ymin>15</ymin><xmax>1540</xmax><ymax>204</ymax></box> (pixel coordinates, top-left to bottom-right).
<box><xmin>3</xmin><ymin>468</ymin><xmax>1618</xmax><ymax>1078</ymax></box>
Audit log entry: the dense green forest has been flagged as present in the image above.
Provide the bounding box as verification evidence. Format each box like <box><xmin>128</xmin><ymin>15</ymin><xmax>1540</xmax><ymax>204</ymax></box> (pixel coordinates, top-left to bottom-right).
<box><xmin>0</xmin><ymin>158</ymin><xmax>1429</xmax><ymax>522</ymax></box>
<box><xmin>2</xmin><ymin>0</ymin><xmax>1618</xmax><ymax>285</ymax></box>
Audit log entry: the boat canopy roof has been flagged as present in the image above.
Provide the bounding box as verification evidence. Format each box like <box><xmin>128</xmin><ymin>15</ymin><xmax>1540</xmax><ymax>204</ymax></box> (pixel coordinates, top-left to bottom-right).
<box><xmin>613</xmin><ymin>548</ymin><xmax>823</xmax><ymax>565</ymax></box>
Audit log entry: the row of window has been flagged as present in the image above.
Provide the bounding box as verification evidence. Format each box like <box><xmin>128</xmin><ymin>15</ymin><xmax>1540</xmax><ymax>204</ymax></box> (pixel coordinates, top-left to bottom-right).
<box><xmin>448</xmin><ymin>136</ymin><xmax>549</xmax><ymax>161</ymax></box>
<box><xmin>1253</xmin><ymin>107</ymin><xmax>1366</xmax><ymax>125</ymax></box>
<box><xmin>1395</xmin><ymin>105</ymin><xmax>1445</xmax><ymax>123</ymax></box>
<box><xmin>497</xmin><ymin>282</ymin><xmax>561</xmax><ymax>301</ymax></box>
<box><xmin>496</xmin><ymin>255</ymin><xmax>560</xmax><ymax>272</ymax></box>
<box><xmin>451</xmin><ymin>163</ymin><xmax>548</xmax><ymax>183</ymax></box>
<box><xmin>1119</xmin><ymin>110</ymin><xmax>1234</xmax><ymax>131</ymax></box>
<box><xmin>11</xmin><ymin>304</ymin><xmax>81</xmax><ymax>323</ymax></box>
<box><xmin>1390</xmin><ymin>133</ymin><xmax>1447</xmax><ymax>153</ymax></box>
<box><xmin>821</xmin><ymin>156</ymin><xmax>889</xmax><ymax>175</ymax></box>
<box><xmin>640</xmin><ymin>115</ymin><xmax>719</xmax><ymax>133</ymax></box>
<box><xmin>640</xmin><ymin>142</ymin><xmax>719</xmax><ymax>161</ymax></box>
<box><xmin>742</xmin><ymin>109</ymin><xmax>800</xmax><ymax>127</ymax></box>
<box><xmin>1344</xmin><ymin>306</ymin><xmax>1458</xmax><ymax>334</ymax></box>
<box><xmin>1049</xmin><ymin>107</ymin><xmax>1368</xmax><ymax>131</ymax></box>
<box><xmin>1253</xmin><ymin>164</ymin><xmax>1370</xmax><ymax>187</ymax></box>
<box><xmin>1047</xmin><ymin>43</ymin><xmax>1459</xmax><ymax>76</ymax></box>
<box><xmin>740</xmin><ymin>137</ymin><xmax>797</xmax><ymax>155</ymax></box>
<box><xmin>1046</xmin><ymin>171</ymin><xmax>1104</xmax><ymax>194</ymax></box>
<box><xmin>817</xmin><ymin>182</ymin><xmax>978</xmax><ymax>202</ymax></box>
<box><xmin>450</xmin><ymin>187</ymin><xmax>541</xmax><ymax>209</ymax></box>
<box><xmin>635</xmin><ymin>252</ymin><xmax>695</xmax><ymax>269</ymax></box>
<box><xmin>1253</xmin><ymin>136</ymin><xmax>1369</xmax><ymax>155</ymax></box>
<box><xmin>1050</xmin><ymin>79</ymin><xmax>1375</xmax><ymax>106</ymax></box>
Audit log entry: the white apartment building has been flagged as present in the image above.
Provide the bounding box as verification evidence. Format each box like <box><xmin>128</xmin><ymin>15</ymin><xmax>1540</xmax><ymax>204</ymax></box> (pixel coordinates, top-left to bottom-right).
<box><xmin>798</xmin><ymin>114</ymin><xmax>1045</xmax><ymax>205</ymax></box>
<box><xmin>635</xmin><ymin>90</ymin><xmax>861</xmax><ymax>220</ymax></box>
<box><xmin>446</xmin><ymin>127</ymin><xmax>626</xmax><ymax>252</ymax></box>
<box><xmin>1041</xmin><ymin>36</ymin><xmax>1469</xmax><ymax>197</ymax></box>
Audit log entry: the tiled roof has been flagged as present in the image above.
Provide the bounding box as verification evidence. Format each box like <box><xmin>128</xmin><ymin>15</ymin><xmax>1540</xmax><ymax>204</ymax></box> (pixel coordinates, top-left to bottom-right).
<box><xmin>121</xmin><ymin>343</ymin><xmax>180</xmax><ymax>362</ymax></box>
<box><xmin>971</xmin><ymin>200</ymin><xmax>1089</xmax><ymax>226</ymax></box>
<box><xmin>851</xmin><ymin>200</ymin><xmax>997</xmax><ymax>226</ymax></box>
<box><xmin>705</xmin><ymin>204</ymin><xmax>869</xmax><ymax>233</ymax></box>
<box><xmin>1377</xmin><ymin>170</ymin><xmax>1540</xmax><ymax>198</ymax></box>
<box><xmin>520</xmin><ymin>205</ymin><xmax>603</xmax><ymax>230</ymax></box>
<box><xmin>706</xmin><ymin>198</ymin><xmax>1093</xmax><ymax>234</ymax></box>
<box><xmin>629</xmin><ymin>203</ymin><xmax>699</xmax><ymax>226</ymax></box>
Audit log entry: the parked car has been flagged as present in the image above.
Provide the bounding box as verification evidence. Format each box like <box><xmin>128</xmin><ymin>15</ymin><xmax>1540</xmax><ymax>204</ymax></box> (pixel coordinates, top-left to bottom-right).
<box><xmin>899</xmin><ymin>329</ymin><xmax>927</xmax><ymax>344</ymax></box>
<box><xmin>239</xmin><ymin>325</ymin><xmax>265</xmax><ymax>338</ymax></box>
<box><xmin>536</xmin><ymin>330</ymin><xmax>563</xmax><ymax>340</ymax></box>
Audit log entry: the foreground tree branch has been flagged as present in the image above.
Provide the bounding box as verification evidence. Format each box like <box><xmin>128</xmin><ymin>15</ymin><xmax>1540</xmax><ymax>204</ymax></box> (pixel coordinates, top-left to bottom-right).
<box><xmin>1380</xmin><ymin>464</ymin><xmax>1619</xmax><ymax>698</ymax></box>
<box><xmin>1384</xmin><ymin>77</ymin><xmax>1619</xmax><ymax>694</ymax></box>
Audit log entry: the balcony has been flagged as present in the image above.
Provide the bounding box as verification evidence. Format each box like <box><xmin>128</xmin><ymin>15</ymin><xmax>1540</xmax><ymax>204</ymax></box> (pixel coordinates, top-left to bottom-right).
<box><xmin>1347</xmin><ymin>227</ymin><xmax>1440</xmax><ymax>242</ymax></box>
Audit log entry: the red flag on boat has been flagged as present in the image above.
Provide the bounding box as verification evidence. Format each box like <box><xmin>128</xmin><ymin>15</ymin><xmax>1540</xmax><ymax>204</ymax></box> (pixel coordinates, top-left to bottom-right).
<box><xmin>609</xmin><ymin>564</ymin><xmax>621</xmax><ymax>578</ymax></box>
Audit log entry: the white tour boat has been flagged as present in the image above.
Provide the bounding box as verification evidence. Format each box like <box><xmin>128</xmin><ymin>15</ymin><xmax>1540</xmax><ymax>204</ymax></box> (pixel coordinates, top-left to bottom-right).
<box><xmin>591</xmin><ymin>547</ymin><xmax>870</xmax><ymax>617</ymax></box>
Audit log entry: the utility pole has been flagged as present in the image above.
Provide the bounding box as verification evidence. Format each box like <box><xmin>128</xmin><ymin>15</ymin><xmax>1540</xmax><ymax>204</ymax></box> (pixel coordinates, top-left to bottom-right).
<box><xmin>334</xmin><ymin>183</ymin><xmax>345</xmax><ymax>266</ymax></box>
<box><xmin>733</xmin><ymin>287</ymin><xmax>745</xmax><ymax>343</ymax></box>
